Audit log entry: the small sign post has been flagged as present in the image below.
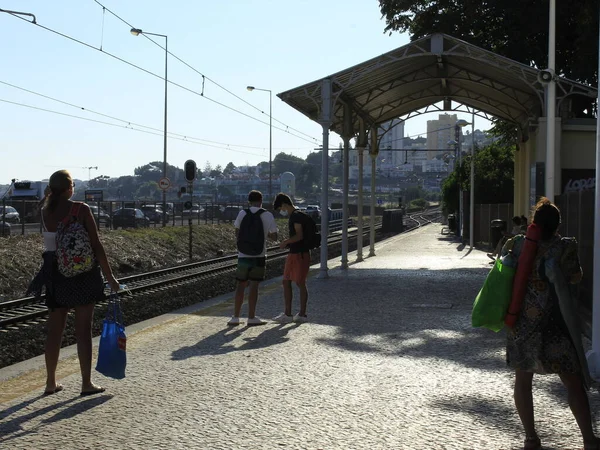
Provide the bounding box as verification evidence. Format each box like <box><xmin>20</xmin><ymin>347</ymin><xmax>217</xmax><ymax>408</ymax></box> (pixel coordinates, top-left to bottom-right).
<box><xmin>184</xmin><ymin>160</ymin><xmax>197</xmax><ymax>260</ymax></box>
<box><xmin>158</xmin><ymin>177</ymin><xmax>171</xmax><ymax>191</ymax></box>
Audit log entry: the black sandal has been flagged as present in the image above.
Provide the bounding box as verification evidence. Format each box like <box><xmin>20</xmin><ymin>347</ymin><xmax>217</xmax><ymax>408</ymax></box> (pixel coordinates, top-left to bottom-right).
<box><xmin>523</xmin><ymin>436</ymin><xmax>541</xmax><ymax>450</ymax></box>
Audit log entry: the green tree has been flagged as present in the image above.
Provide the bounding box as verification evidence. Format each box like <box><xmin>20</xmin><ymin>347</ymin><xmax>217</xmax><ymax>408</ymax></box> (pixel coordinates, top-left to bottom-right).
<box><xmin>135</xmin><ymin>181</ymin><xmax>160</xmax><ymax>200</ymax></box>
<box><xmin>379</xmin><ymin>0</ymin><xmax>599</xmax><ymax>92</ymax></box>
<box><xmin>134</xmin><ymin>162</ymin><xmax>163</xmax><ymax>183</ymax></box>
<box><xmin>256</xmin><ymin>161</ymin><xmax>268</xmax><ymax>175</ymax></box>
<box><xmin>204</xmin><ymin>161</ymin><xmax>212</xmax><ymax>176</ymax></box>
<box><xmin>442</xmin><ymin>141</ymin><xmax>515</xmax><ymax>214</ymax></box>
<box><xmin>112</xmin><ymin>175</ymin><xmax>138</xmax><ymax>199</ymax></box>
<box><xmin>223</xmin><ymin>162</ymin><xmax>236</xmax><ymax>176</ymax></box>
<box><xmin>273</xmin><ymin>152</ymin><xmax>305</xmax><ymax>176</ymax></box>
<box><xmin>210</xmin><ymin>165</ymin><xmax>223</xmax><ymax>178</ymax></box>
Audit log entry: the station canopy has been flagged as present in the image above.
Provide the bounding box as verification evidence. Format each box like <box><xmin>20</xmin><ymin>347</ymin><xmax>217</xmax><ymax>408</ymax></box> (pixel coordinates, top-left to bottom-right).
<box><xmin>278</xmin><ymin>34</ymin><xmax>597</xmax><ymax>138</ymax></box>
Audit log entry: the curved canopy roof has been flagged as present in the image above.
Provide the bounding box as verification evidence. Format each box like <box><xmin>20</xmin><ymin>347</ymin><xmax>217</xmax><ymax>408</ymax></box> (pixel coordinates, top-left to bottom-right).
<box><xmin>278</xmin><ymin>34</ymin><xmax>596</xmax><ymax>138</ymax></box>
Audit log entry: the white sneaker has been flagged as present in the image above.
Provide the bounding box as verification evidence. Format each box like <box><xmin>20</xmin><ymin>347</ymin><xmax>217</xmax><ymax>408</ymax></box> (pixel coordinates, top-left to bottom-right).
<box><xmin>272</xmin><ymin>312</ymin><xmax>293</xmax><ymax>324</ymax></box>
<box><xmin>293</xmin><ymin>313</ymin><xmax>308</xmax><ymax>323</ymax></box>
<box><xmin>227</xmin><ymin>316</ymin><xmax>242</xmax><ymax>326</ymax></box>
<box><xmin>247</xmin><ymin>316</ymin><xmax>267</xmax><ymax>326</ymax></box>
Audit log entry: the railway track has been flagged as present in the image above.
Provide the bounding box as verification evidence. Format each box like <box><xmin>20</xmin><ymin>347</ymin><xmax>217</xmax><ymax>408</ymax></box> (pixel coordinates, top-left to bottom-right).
<box><xmin>0</xmin><ymin>211</ymin><xmax>440</xmax><ymax>329</ymax></box>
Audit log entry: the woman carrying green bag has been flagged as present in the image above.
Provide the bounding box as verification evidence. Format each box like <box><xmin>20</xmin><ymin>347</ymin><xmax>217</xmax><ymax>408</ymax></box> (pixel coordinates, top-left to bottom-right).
<box><xmin>502</xmin><ymin>199</ymin><xmax>596</xmax><ymax>450</ymax></box>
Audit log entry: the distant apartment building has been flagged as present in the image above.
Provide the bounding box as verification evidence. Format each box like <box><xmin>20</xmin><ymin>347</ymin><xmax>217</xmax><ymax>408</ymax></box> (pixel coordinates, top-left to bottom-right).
<box><xmin>376</xmin><ymin>119</ymin><xmax>405</xmax><ymax>168</ymax></box>
<box><xmin>426</xmin><ymin>114</ymin><xmax>461</xmax><ymax>160</ymax></box>
<box><xmin>403</xmin><ymin>141</ymin><xmax>428</xmax><ymax>171</ymax></box>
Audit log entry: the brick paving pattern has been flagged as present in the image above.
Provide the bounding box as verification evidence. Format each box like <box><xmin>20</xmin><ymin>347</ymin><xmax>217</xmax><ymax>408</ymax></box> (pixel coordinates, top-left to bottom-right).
<box><xmin>1</xmin><ymin>225</ymin><xmax>599</xmax><ymax>449</ymax></box>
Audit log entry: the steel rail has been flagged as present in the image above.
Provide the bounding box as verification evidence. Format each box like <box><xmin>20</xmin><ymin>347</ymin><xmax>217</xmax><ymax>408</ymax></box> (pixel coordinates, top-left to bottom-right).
<box><xmin>0</xmin><ymin>223</ymin><xmax>379</xmax><ymax>328</ymax></box>
<box><xmin>0</xmin><ymin>211</ymin><xmax>440</xmax><ymax>328</ymax></box>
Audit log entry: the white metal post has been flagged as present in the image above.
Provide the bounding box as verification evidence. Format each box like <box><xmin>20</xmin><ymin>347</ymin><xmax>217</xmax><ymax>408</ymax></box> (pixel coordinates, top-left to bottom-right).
<box><xmin>545</xmin><ymin>0</ymin><xmax>556</xmax><ymax>202</ymax></box>
<box><xmin>369</xmin><ymin>153</ymin><xmax>376</xmax><ymax>257</ymax></box>
<box><xmin>341</xmin><ymin>136</ymin><xmax>350</xmax><ymax>269</ymax></box>
<box><xmin>458</xmin><ymin>129</ymin><xmax>463</xmax><ymax>238</ymax></box>
<box><xmin>357</xmin><ymin>147</ymin><xmax>364</xmax><ymax>262</ymax></box>
<box><xmin>160</xmin><ymin>36</ymin><xmax>168</xmax><ymax>227</ymax></box>
<box><xmin>586</xmin><ymin>5</ymin><xmax>600</xmax><ymax>381</ymax></box>
<box><xmin>318</xmin><ymin>79</ymin><xmax>332</xmax><ymax>279</ymax></box>
<box><xmin>470</xmin><ymin>113</ymin><xmax>475</xmax><ymax>248</ymax></box>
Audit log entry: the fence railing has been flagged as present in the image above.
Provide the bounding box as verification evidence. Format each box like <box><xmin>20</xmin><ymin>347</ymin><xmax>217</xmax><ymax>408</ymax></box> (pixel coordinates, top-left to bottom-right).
<box><xmin>0</xmin><ymin>198</ymin><xmax>249</xmax><ymax>236</ymax></box>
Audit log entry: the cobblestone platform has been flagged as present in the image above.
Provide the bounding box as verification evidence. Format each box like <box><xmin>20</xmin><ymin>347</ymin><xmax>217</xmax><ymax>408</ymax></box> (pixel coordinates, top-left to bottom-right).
<box><xmin>1</xmin><ymin>224</ymin><xmax>598</xmax><ymax>449</ymax></box>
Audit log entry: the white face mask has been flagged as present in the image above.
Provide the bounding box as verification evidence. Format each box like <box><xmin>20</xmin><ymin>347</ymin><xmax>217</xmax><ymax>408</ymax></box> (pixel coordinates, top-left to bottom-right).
<box><xmin>280</xmin><ymin>210</ymin><xmax>288</xmax><ymax>217</ymax></box>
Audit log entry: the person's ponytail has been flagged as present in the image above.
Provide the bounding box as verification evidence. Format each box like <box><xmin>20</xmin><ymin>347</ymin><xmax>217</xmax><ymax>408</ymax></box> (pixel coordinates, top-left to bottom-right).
<box><xmin>44</xmin><ymin>190</ymin><xmax>61</xmax><ymax>213</ymax></box>
<box><xmin>44</xmin><ymin>170</ymin><xmax>73</xmax><ymax>213</ymax></box>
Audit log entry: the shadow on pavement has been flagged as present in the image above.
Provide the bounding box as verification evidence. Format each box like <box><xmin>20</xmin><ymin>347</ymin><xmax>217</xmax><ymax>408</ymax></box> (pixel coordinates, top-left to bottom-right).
<box><xmin>0</xmin><ymin>395</ymin><xmax>47</xmax><ymax>421</ymax></box>
<box><xmin>302</xmin><ymin>266</ymin><xmax>600</xmax><ymax>435</ymax></box>
<box><xmin>171</xmin><ymin>323</ymin><xmax>299</xmax><ymax>360</ymax></box>
<box><xmin>41</xmin><ymin>394</ymin><xmax>112</xmax><ymax>424</ymax></box>
<box><xmin>0</xmin><ymin>394</ymin><xmax>110</xmax><ymax>443</ymax></box>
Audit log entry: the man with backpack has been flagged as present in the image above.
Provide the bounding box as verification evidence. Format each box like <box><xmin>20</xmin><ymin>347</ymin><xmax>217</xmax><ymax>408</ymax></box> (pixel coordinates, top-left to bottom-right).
<box><xmin>230</xmin><ymin>190</ymin><xmax>278</xmax><ymax>326</ymax></box>
<box><xmin>272</xmin><ymin>193</ymin><xmax>320</xmax><ymax>324</ymax></box>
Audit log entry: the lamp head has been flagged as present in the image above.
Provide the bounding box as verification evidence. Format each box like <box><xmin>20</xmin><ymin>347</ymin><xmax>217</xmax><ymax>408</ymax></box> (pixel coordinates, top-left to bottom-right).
<box><xmin>456</xmin><ymin>119</ymin><xmax>471</xmax><ymax>128</ymax></box>
<box><xmin>246</xmin><ymin>86</ymin><xmax>255</xmax><ymax>92</ymax></box>
<box><xmin>130</xmin><ymin>28</ymin><xmax>143</xmax><ymax>36</ymax></box>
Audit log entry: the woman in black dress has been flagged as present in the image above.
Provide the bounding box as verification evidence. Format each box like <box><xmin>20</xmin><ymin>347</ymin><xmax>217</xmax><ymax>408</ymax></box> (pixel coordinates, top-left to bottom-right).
<box><xmin>40</xmin><ymin>170</ymin><xmax>120</xmax><ymax>396</ymax></box>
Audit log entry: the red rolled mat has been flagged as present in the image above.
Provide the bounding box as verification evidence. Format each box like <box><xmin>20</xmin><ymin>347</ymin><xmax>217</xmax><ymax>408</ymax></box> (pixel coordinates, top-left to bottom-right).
<box><xmin>504</xmin><ymin>223</ymin><xmax>542</xmax><ymax>328</ymax></box>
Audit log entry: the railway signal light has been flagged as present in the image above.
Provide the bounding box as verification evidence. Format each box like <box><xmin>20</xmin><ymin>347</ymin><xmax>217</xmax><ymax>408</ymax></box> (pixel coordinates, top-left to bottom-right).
<box><xmin>184</xmin><ymin>159</ymin><xmax>197</xmax><ymax>182</ymax></box>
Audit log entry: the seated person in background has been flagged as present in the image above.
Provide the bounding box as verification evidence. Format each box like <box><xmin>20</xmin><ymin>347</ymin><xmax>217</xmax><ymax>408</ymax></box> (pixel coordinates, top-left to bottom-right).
<box><xmin>487</xmin><ymin>216</ymin><xmax>522</xmax><ymax>261</ymax></box>
<box><xmin>520</xmin><ymin>215</ymin><xmax>529</xmax><ymax>233</ymax></box>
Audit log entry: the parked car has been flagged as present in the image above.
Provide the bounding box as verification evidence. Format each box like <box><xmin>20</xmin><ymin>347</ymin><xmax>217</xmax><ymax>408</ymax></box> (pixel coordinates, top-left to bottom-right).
<box><xmin>221</xmin><ymin>206</ymin><xmax>242</xmax><ymax>221</ymax></box>
<box><xmin>140</xmin><ymin>206</ymin><xmax>165</xmax><ymax>223</ymax></box>
<box><xmin>182</xmin><ymin>204</ymin><xmax>203</xmax><ymax>218</ymax></box>
<box><xmin>142</xmin><ymin>204</ymin><xmax>171</xmax><ymax>222</ymax></box>
<box><xmin>112</xmin><ymin>208</ymin><xmax>150</xmax><ymax>229</ymax></box>
<box><xmin>0</xmin><ymin>221</ymin><xmax>11</xmax><ymax>237</ymax></box>
<box><xmin>88</xmin><ymin>205</ymin><xmax>112</xmax><ymax>228</ymax></box>
<box><xmin>0</xmin><ymin>206</ymin><xmax>20</xmax><ymax>224</ymax></box>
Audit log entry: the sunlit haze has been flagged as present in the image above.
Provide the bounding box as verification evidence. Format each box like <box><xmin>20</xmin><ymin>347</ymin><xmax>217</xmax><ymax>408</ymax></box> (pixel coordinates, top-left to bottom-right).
<box><xmin>1</xmin><ymin>0</ymin><xmax>490</xmax><ymax>184</ymax></box>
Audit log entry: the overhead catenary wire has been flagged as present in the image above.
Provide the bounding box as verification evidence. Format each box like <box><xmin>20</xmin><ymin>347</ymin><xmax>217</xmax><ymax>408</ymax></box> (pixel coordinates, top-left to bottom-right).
<box><xmin>0</xmin><ymin>9</ymin><xmax>318</xmax><ymax>145</ymax></box>
<box><xmin>0</xmin><ymin>98</ymin><xmax>324</xmax><ymax>167</ymax></box>
<box><xmin>91</xmin><ymin>0</ymin><xmax>318</xmax><ymax>143</ymax></box>
<box><xmin>0</xmin><ymin>80</ymin><xmax>311</xmax><ymax>152</ymax></box>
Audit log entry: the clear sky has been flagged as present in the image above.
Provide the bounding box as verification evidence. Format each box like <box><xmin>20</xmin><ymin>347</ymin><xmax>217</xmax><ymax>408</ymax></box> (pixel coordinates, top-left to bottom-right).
<box><xmin>1</xmin><ymin>0</ymin><xmax>491</xmax><ymax>184</ymax></box>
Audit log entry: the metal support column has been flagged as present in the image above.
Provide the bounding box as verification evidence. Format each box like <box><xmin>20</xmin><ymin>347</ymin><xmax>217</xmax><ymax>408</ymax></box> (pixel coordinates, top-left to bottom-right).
<box><xmin>545</xmin><ymin>0</ymin><xmax>556</xmax><ymax>201</ymax></box>
<box><xmin>369</xmin><ymin>129</ymin><xmax>377</xmax><ymax>257</ymax></box>
<box><xmin>318</xmin><ymin>79</ymin><xmax>332</xmax><ymax>279</ymax></box>
<box><xmin>469</xmin><ymin>113</ymin><xmax>475</xmax><ymax>249</ymax></box>
<box><xmin>356</xmin><ymin>147</ymin><xmax>364</xmax><ymax>262</ymax></box>
<box><xmin>586</xmin><ymin>5</ymin><xmax>600</xmax><ymax>382</ymax></box>
<box><xmin>341</xmin><ymin>136</ymin><xmax>350</xmax><ymax>270</ymax></box>
<box><xmin>457</xmin><ymin>130</ymin><xmax>463</xmax><ymax>238</ymax></box>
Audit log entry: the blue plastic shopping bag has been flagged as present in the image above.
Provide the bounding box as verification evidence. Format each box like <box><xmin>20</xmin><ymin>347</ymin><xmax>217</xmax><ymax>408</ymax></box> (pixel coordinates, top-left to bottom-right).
<box><xmin>95</xmin><ymin>292</ymin><xmax>127</xmax><ymax>379</ymax></box>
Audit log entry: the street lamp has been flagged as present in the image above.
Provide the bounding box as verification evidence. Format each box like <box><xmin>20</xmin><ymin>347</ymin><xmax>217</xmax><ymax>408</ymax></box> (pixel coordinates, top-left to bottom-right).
<box><xmin>455</xmin><ymin>120</ymin><xmax>471</xmax><ymax>239</ymax></box>
<box><xmin>131</xmin><ymin>27</ymin><xmax>169</xmax><ymax>226</ymax></box>
<box><xmin>0</xmin><ymin>8</ymin><xmax>36</xmax><ymax>23</ymax></box>
<box><xmin>246</xmin><ymin>86</ymin><xmax>272</xmax><ymax>202</ymax></box>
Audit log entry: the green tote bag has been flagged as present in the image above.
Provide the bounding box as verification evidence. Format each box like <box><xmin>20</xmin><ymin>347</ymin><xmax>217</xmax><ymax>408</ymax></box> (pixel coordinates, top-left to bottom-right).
<box><xmin>472</xmin><ymin>259</ymin><xmax>516</xmax><ymax>332</ymax></box>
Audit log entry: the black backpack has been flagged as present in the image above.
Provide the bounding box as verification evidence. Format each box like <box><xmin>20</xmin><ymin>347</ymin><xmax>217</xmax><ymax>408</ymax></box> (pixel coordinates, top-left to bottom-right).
<box><xmin>237</xmin><ymin>209</ymin><xmax>265</xmax><ymax>255</ymax></box>
<box><xmin>297</xmin><ymin>210</ymin><xmax>321</xmax><ymax>250</ymax></box>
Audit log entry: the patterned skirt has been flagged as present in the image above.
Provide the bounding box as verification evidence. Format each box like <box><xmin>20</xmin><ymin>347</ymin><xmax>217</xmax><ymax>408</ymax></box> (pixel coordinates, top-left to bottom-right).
<box><xmin>506</xmin><ymin>285</ymin><xmax>580</xmax><ymax>375</ymax></box>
